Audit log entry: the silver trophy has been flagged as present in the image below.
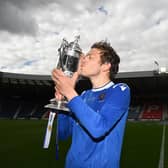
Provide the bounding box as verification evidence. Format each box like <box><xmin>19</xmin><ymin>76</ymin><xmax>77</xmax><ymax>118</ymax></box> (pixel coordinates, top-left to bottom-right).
<box><xmin>45</xmin><ymin>35</ymin><xmax>82</xmax><ymax>112</ymax></box>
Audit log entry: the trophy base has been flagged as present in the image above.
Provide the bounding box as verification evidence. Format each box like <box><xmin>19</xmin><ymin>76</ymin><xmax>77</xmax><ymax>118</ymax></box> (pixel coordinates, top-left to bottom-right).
<box><xmin>44</xmin><ymin>98</ymin><xmax>70</xmax><ymax>112</ymax></box>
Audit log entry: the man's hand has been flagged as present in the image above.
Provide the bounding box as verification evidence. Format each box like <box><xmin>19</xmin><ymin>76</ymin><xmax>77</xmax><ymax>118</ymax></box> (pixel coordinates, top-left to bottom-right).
<box><xmin>52</xmin><ymin>69</ymin><xmax>79</xmax><ymax>101</ymax></box>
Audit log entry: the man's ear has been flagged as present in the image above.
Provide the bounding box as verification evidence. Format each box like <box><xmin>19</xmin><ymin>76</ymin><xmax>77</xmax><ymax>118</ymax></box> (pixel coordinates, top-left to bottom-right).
<box><xmin>102</xmin><ymin>62</ymin><xmax>111</xmax><ymax>72</ymax></box>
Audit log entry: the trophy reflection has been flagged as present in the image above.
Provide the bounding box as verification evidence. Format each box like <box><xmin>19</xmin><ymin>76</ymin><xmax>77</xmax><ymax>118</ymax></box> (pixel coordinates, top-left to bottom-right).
<box><xmin>45</xmin><ymin>36</ymin><xmax>82</xmax><ymax>112</ymax></box>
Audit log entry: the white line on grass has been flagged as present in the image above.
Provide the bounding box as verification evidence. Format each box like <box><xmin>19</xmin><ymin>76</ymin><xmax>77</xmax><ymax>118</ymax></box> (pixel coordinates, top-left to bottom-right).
<box><xmin>158</xmin><ymin>123</ymin><xmax>166</xmax><ymax>168</ymax></box>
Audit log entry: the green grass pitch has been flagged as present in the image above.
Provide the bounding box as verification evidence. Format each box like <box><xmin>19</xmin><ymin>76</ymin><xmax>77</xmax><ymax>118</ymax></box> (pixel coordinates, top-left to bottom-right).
<box><xmin>0</xmin><ymin>120</ymin><xmax>167</xmax><ymax>168</ymax></box>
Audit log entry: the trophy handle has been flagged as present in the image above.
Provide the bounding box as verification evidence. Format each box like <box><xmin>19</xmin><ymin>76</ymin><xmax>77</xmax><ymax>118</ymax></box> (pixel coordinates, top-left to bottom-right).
<box><xmin>57</xmin><ymin>39</ymin><xmax>68</xmax><ymax>70</ymax></box>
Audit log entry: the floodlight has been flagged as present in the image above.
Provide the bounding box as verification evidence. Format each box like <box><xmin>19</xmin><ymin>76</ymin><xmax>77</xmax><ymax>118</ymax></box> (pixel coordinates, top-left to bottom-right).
<box><xmin>159</xmin><ymin>67</ymin><xmax>166</xmax><ymax>73</ymax></box>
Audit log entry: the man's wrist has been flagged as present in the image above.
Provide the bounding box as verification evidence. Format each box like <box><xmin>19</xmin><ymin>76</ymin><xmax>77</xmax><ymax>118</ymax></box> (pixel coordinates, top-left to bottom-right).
<box><xmin>66</xmin><ymin>90</ymin><xmax>78</xmax><ymax>101</ymax></box>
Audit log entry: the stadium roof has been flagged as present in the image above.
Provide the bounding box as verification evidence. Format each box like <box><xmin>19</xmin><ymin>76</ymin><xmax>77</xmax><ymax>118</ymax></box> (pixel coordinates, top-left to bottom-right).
<box><xmin>0</xmin><ymin>70</ymin><xmax>168</xmax><ymax>101</ymax></box>
<box><xmin>0</xmin><ymin>71</ymin><xmax>53</xmax><ymax>100</ymax></box>
<box><xmin>0</xmin><ymin>71</ymin><xmax>51</xmax><ymax>86</ymax></box>
<box><xmin>114</xmin><ymin>70</ymin><xmax>168</xmax><ymax>102</ymax></box>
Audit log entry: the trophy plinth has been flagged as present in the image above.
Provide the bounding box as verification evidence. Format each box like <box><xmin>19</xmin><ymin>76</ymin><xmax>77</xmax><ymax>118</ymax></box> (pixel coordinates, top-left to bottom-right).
<box><xmin>45</xmin><ymin>98</ymin><xmax>70</xmax><ymax>112</ymax></box>
<box><xmin>44</xmin><ymin>36</ymin><xmax>82</xmax><ymax>112</ymax></box>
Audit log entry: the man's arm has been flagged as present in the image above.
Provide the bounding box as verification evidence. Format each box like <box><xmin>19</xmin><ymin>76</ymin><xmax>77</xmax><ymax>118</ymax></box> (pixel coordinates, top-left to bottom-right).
<box><xmin>67</xmin><ymin>84</ymin><xmax>130</xmax><ymax>139</ymax></box>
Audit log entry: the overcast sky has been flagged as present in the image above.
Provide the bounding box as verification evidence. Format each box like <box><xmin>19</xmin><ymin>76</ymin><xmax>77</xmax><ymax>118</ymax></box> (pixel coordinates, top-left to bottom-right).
<box><xmin>0</xmin><ymin>0</ymin><xmax>168</xmax><ymax>75</ymax></box>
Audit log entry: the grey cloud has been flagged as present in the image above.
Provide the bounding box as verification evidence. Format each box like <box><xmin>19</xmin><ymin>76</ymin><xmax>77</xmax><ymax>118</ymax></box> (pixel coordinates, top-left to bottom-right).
<box><xmin>0</xmin><ymin>0</ymin><xmax>100</xmax><ymax>36</ymax></box>
<box><xmin>53</xmin><ymin>0</ymin><xmax>99</xmax><ymax>14</ymax></box>
<box><xmin>0</xmin><ymin>0</ymin><xmax>55</xmax><ymax>36</ymax></box>
<box><xmin>2</xmin><ymin>0</ymin><xmax>55</xmax><ymax>10</ymax></box>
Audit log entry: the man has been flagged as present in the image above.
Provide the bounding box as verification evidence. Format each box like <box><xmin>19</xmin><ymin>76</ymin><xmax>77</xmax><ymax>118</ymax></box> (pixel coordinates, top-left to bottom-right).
<box><xmin>52</xmin><ymin>41</ymin><xmax>130</xmax><ymax>168</ymax></box>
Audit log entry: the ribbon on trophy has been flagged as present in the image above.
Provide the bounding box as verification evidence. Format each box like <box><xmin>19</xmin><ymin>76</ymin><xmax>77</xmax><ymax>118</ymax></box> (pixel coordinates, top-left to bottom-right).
<box><xmin>43</xmin><ymin>111</ymin><xmax>56</xmax><ymax>149</ymax></box>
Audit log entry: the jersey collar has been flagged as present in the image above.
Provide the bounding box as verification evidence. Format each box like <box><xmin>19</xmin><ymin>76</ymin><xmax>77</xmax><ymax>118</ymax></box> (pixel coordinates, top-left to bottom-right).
<box><xmin>91</xmin><ymin>81</ymin><xmax>114</xmax><ymax>92</ymax></box>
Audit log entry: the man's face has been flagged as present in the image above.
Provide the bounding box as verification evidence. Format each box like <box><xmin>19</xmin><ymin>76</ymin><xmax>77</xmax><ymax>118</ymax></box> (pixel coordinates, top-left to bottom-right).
<box><xmin>80</xmin><ymin>48</ymin><xmax>103</xmax><ymax>78</ymax></box>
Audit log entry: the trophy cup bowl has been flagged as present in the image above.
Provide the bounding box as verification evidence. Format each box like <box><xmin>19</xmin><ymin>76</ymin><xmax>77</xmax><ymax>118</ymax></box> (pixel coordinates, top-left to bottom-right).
<box><xmin>45</xmin><ymin>36</ymin><xmax>82</xmax><ymax>112</ymax></box>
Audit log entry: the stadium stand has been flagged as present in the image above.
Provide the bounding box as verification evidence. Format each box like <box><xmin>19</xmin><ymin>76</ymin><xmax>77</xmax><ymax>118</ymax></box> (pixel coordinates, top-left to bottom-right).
<box><xmin>0</xmin><ymin>70</ymin><xmax>168</xmax><ymax>121</ymax></box>
<box><xmin>0</xmin><ymin>72</ymin><xmax>53</xmax><ymax>119</ymax></box>
<box><xmin>141</xmin><ymin>103</ymin><xmax>163</xmax><ymax>120</ymax></box>
<box><xmin>128</xmin><ymin>105</ymin><xmax>143</xmax><ymax>120</ymax></box>
<box><xmin>0</xmin><ymin>98</ymin><xmax>19</xmax><ymax>119</ymax></box>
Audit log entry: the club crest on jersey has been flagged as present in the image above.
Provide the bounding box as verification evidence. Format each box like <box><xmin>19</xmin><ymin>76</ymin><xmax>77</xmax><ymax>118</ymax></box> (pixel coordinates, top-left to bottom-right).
<box><xmin>98</xmin><ymin>93</ymin><xmax>106</xmax><ymax>101</ymax></box>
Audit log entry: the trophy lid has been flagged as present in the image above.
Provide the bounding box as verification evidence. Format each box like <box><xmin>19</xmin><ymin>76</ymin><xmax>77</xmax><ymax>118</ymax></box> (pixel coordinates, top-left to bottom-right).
<box><xmin>68</xmin><ymin>35</ymin><xmax>82</xmax><ymax>53</ymax></box>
